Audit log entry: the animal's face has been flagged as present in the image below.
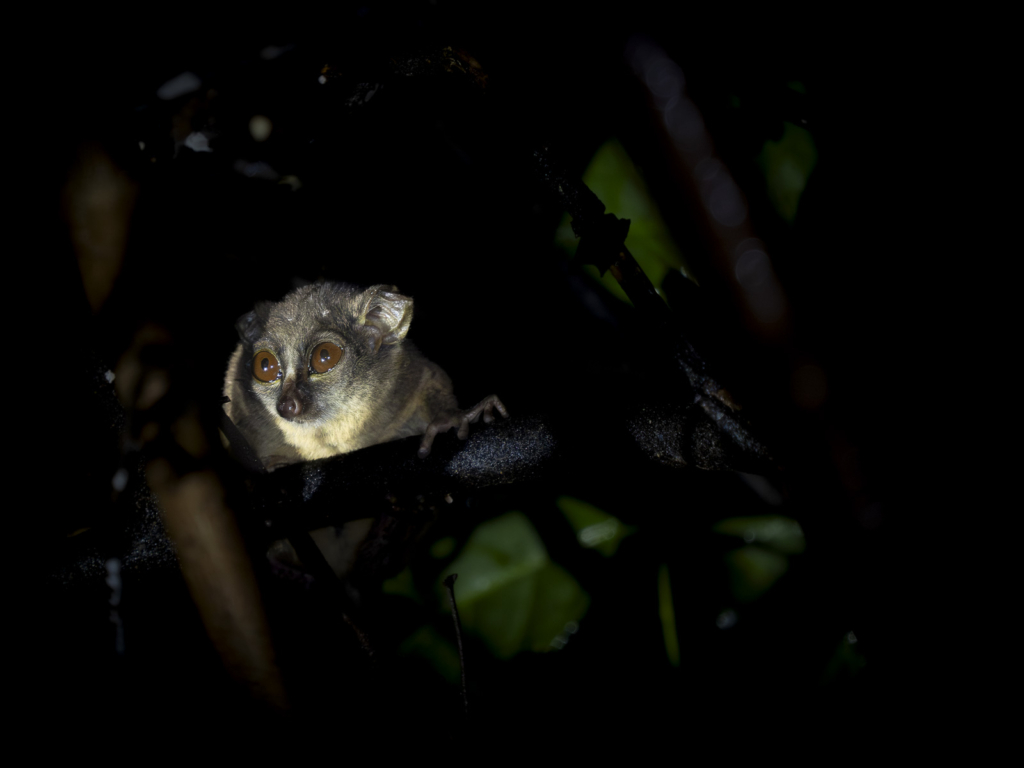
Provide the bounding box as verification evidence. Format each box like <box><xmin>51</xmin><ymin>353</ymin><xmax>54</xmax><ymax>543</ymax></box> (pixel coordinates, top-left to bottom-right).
<box><xmin>235</xmin><ymin>283</ymin><xmax>411</xmax><ymax>431</ymax></box>
<box><xmin>247</xmin><ymin>325</ymin><xmax>353</xmax><ymax>427</ymax></box>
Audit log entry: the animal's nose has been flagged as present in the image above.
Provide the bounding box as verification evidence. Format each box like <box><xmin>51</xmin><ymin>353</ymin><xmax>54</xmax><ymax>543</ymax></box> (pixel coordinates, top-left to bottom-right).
<box><xmin>277</xmin><ymin>391</ymin><xmax>303</xmax><ymax>419</ymax></box>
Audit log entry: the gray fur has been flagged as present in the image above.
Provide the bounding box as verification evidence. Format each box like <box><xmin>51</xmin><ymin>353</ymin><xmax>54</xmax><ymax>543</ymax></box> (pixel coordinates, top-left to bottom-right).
<box><xmin>223</xmin><ymin>282</ymin><xmax>458</xmax><ymax>469</ymax></box>
<box><xmin>223</xmin><ymin>281</ymin><xmax>507</xmax><ymax>579</ymax></box>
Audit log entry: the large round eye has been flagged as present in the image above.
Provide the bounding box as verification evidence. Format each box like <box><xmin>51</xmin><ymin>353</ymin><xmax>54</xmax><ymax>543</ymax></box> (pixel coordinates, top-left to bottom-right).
<box><xmin>252</xmin><ymin>350</ymin><xmax>281</xmax><ymax>383</ymax></box>
<box><xmin>310</xmin><ymin>342</ymin><xmax>343</xmax><ymax>374</ymax></box>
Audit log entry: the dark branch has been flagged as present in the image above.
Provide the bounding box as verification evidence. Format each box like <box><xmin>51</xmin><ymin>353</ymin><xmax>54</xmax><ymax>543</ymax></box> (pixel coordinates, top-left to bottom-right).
<box><xmin>443</xmin><ymin>573</ymin><xmax>468</xmax><ymax>715</ymax></box>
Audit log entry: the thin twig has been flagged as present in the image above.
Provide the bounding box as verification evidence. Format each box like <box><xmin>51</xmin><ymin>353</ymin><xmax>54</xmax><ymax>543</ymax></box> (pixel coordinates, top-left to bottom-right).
<box><xmin>531</xmin><ymin>144</ymin><xmax>773</xmax><ymax>467</ymax></box>
<box><xmin>288</xmin><ymin>530</ymin><xmax>376</xmax><ymax>660</ymax></box>
<box><xmin>443</xmin><ymin>573</ymin><xmax>468</xmax><ymax>715</ymax></box>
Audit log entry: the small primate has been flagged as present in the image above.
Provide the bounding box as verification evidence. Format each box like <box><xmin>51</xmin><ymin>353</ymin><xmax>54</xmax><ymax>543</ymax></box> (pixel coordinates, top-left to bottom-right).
<box><xmin>223</xmin><ymin>281</ymin><xmax>507</xmax><ymax>577</ymax></box>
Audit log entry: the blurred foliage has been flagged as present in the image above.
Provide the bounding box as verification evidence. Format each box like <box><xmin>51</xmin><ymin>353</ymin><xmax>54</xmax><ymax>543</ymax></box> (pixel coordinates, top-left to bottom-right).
<box><xmin>430</xmin><ymin>535</ymin><xmax>456</xmax><ymax>559</ymax></box>
<box><xmin>821</xmin><ymin>631</ymin><xmax>867</xmax><ymax>685</ymax></box>
<box><xmin>400</xmin><ymin>625</ymin><xmax>462</xmax><ymax>685</ymax></box>
<box><xmin>724</xmin><ymin>545</ymin><xmax>790</xmax><ymax>603</ymax></box>
<box><xmin>716</xmin><ymin>515</ymin><xmax>805</xmax><ymax>602</ymax></box>
<box><xmin>382</xmin><ymin>564</ymin><xmax>420</xmax><ymax>602</ymax></box>
<box><xmin>714</xmin><ymin>515</ymin><xmax>805</xmax><ymax>554</ymax></box>
<box><xmin>392</xmin><ymin>113</ymin><xmax>840</xmax><ymax>704</ymax></box>
<box><xmin>658</xmin><ymin>563</ymin><xmax>680</xmax><ymax>667</ymax></box>
<box><xmin>555</xmin><ymin>139</ymin><xmax>691</xmax><ymax>302</ymax></box>
<box><xmin>557</xmin><ymin>495</ymin><xmax>634</xmax><ymax>557</ymax></box>
<box><xmin>436</xmin><ymin>512</ymin><xmax>589</xmax><ymax>659</ymax></box>
<box><xmin>757</xmin><ymin>120</ymin><xmax>817</xmax><ymax>223</ymax></box>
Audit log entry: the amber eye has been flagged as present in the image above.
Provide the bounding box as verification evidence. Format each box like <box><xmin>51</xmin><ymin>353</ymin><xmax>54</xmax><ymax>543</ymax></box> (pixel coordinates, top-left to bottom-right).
<box><xmin>252</xmin><ymin>350</ymin><xmax>281</xmax><ymax>383</ymax></box>
<box><xmin>310</xmin><ymin>342</ymin><xmax>343</xmax><ymax>374</ymax></box>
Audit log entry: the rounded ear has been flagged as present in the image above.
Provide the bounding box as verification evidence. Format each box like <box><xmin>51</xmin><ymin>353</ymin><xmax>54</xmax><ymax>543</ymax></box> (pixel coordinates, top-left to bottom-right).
<box><xmin>235</xmin><ymin>302</ymin><xmax>270</xmax><ymax>345</ymax></box>
<box><xmin>359</xmin><ymin>285</ymin><xmax>413</xmax><ymax>352</ymax></box>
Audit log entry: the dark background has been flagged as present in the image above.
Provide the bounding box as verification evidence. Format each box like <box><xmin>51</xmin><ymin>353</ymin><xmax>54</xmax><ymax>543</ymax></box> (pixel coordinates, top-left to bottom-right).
<box><xmin>34</xmin><ymin>1</ymin><xmax>936</xmax><ymax>750</ymax></box>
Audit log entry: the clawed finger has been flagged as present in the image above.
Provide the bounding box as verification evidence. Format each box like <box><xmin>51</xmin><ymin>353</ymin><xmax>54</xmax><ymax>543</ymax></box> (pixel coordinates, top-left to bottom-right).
<box><xmin>418</xmin><ymin>433</ymin><xmax>435</xmax><ymax>458</ymax></box>
<box><xmin>419</xmin><ymin>419</ymin><xmax>451</xmax><ymax>457</ymax></box>
<box><xmin>420</xmin><ymin>397</ymin><xmax>508</xmax><ymax>458</ymax></box>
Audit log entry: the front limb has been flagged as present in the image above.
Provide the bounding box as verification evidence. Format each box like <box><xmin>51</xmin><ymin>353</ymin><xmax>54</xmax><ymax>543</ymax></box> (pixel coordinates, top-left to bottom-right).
<box><xmin>417</xmin><ymin>395</ymin><xmax>509</xmax><ymax>458</ymax></box>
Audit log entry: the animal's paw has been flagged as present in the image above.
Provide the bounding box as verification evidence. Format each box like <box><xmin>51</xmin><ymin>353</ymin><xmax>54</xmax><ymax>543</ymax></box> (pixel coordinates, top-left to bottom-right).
<box><xmin>261</xmin><ymin>455</ymin><xmax>296</xmax><ymax>472</ymax></box>
<box><xmin>418</xmin><ymin>395</ymin><xmax>509</xmax><ymax>458</ymax></box>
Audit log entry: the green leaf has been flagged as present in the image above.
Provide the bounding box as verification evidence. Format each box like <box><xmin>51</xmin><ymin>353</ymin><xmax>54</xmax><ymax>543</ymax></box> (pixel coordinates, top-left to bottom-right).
<box><xmin>440</xmin><ymin>512</ymin><xmax>590</xmax><ymax>659</ymax></box>
<box><xmin>713</xmin><ymin>515</ymin><xmax>805</xmax><ymax>554</ymax></box>
<box><xmin>658</xmin><ymin>563</ymin><xmax>680</xmax><ymax>667</ymax></box>
<box><xmin>820</xmin><ymin>631</ymin><xmax>867</xmax><ymax>685</ymax></box>
<box><xmin>381</xmin><ymin>565</ymin><xmax>420</xmax><ymax>602</ymax></box>
<box><xmin>725</xmin><ymin>545</ymin><xmax>789</xmax><ymax>603</ymax></box>
<box><xmin>557</xmin><ymin>495</ymin><xmax>634</xmax><ymax>557</ymax></box>
<box><xmin>430</xmin><ymin>535</ymin><xmax>456</xmax><ymax>559</ymax></box>
<box><xmin>757</xmin><ymin>121</ymin><xmax>817</xmax><ymax>223</ymax></box>
<box><xmin>554</xmin><ymin>139</ymin><xmax>692</xmax><ymax>303</ymax></box>
<box><xmin>399</xmin><ymin>625</ymin><xmax>462</xmax><ymax>684</ymax></box>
